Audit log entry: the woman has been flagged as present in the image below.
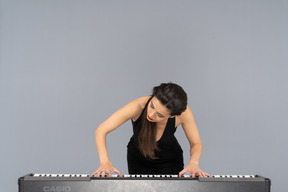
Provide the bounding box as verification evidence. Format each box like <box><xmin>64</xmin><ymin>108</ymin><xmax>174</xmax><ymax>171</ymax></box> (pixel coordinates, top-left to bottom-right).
<box><xmin>92</xmin><ymin>82</ymin><xmax>209</xmax><ymax>178</ymax></box>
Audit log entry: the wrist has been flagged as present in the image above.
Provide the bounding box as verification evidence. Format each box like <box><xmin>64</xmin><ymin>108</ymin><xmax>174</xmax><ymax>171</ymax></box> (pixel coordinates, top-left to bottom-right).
<box><xmin>100</xmin><ymin>159</ymin><xmax>110</xmax><ymax>165</ymax></box>
<box><xmin>188</xmin><ymin>161</ymin><xmax>199</xmax><ymax>166</ymax></box>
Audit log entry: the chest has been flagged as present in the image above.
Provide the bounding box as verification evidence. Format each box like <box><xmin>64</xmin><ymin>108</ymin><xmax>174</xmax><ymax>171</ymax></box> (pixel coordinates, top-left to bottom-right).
<box><xmin>155</xmin><ymin>118</ymin><xmax>179</xmax><ymax>141</ymax></box>
<box><xmin>155</xmin><ymin>124</ymin><xmax>166</xmax><ymax>141</ymax></box>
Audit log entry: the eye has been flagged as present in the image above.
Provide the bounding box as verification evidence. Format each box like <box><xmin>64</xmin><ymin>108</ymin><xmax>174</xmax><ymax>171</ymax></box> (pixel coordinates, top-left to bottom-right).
<box><xmin>150</xmin><ymin>102</ymin><xmax>154</xmax><ymax>109</ymax></box>
<box><xmin>158</xmin><ymin>114</ymin><xmax>164</xmax><ymax>118</ymax></box>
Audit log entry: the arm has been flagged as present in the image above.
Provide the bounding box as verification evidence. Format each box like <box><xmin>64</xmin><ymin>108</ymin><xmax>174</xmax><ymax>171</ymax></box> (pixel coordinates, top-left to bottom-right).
<box><xmin>178</xmin><ymin>106</ymin><xmax>209</xmax><ymax>178</ymax></box>
<box><xmin>92</xmin><ymin>97</ymin><xmax>147</xmax><ymax>177</ymax></box>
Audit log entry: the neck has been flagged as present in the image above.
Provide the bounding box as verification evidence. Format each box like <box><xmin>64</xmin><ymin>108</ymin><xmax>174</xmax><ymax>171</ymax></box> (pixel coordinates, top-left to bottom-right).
<box><xmin>156</xmin><ymin>119</ymin><xmax>169</xmax><ymax>127</ymax></box>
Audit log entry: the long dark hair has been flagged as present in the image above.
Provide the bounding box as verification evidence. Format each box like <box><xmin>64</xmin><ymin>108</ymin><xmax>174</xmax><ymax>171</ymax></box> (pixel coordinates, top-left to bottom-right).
<box><xmin>138</xmin><ymin>82</ymin><xmax>187</xmax><ymax>159</ymax></box>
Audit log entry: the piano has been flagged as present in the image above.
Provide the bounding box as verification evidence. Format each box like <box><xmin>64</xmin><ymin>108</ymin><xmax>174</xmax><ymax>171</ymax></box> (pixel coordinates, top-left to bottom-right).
<box><xmin>18</xmin><ymin>173</ymin><xmax>271</xmax><ymax>192</ymax></box>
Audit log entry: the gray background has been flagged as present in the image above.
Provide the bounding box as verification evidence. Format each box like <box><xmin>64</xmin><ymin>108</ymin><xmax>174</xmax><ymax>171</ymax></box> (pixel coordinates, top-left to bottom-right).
<box><xmin>0</xmin><ymin>0</ymin><xmax>287</xmax><ymax>191</ymax></box>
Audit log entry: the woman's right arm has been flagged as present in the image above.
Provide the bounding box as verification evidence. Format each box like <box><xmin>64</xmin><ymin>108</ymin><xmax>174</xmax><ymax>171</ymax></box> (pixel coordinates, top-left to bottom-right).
<box><xmin>92</xmin><ymin>97</ymin><xmax>148</xmax><ymax>177</ymax></box>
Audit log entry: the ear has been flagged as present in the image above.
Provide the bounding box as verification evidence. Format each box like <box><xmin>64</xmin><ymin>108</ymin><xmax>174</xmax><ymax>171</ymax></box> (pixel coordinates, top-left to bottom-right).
<box><xmin>169</xmin><ymin>115</ymin><xmax>175</xmax><ymax>119</ymax></box>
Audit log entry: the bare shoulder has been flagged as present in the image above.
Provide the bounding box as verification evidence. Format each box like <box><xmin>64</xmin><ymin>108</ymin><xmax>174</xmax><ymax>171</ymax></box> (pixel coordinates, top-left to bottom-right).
<box><xmin>129</xmin><ymin>96</ymin><xmax>150</xmax><ymax>121</ymax></box>
<box><xmin>175</xmin><ymin>106</ymin><xmax>195</xmax><ymax>126</ymax></box>
<box><xmin>133</xmin><ymin>96</ymin><xmax>151</xmax><ymax>107</ymax></box>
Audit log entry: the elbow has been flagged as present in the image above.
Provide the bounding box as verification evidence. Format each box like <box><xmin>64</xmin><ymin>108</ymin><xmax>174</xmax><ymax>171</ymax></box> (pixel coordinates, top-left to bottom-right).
<box><xmin>94</xmin><ymin>125</ymin><xmax>108</xmax><ymax>138</ymax></box>
<box><xmin>94</xmin><ymin>126</ymin><xmax>102</xmax><ymax>138</ymax></box>
<box><xmin>191</xmin><ymin>142</ymin><xmax>203</xmax><ymax>150</ymax></box>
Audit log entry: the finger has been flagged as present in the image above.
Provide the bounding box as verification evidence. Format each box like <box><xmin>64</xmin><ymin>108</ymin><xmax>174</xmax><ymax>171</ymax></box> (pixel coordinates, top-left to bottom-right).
<box><xmin>92</xmin><ymin>168</ymin><xmax>100</xmax><ymax>176</ymax></box>
<box><xmin>92</xmin><ymin>170</ymin><xmax>99</xmax><ymax>177</ymax></box>
<box><xmin>200</xmin><ymin>171</ymin><xmax>209</xmax><ymax>177</ymax></box>
<box><xmin>199</xmin><ymin>172</ymin><xmax>205</xmax><ymax>178</ymax></box>
<box><xmin>178</xmin><ymin>170</ymin><xmax>185</xmax><ymax>178</ymax></box>
<box><xmin>101</xmin><ymin>171</ymin><xmax>106</xmax><ymax>177</ymax></box>
<box><xmin>191</xmin><ymin>173</ymin><xmax>196</xmax><ymax>178</ymax></box>
<box><xmin>107</xmin><ymin>172</ymin><xmax>112</xmax><ymax>177</ymax></box>
<box><xmin>113</xmin><ymin>169</ymin><xmax>122</xmax><ymax>177</ymax></box>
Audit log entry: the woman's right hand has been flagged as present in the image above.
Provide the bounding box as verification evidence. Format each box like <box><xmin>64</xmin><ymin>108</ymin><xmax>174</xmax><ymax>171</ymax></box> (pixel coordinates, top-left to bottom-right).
<box><xmin>92</xmin><ymin>161</ymin><xmax>122</xmax><ymax>177</ymax></box>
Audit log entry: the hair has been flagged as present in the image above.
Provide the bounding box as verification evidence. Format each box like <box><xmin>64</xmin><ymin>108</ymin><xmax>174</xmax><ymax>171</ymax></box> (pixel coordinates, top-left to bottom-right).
<box><xmin>137</xmin><ymin>82</ymin><xmax>188</xmax><ymax>159</ymax></box>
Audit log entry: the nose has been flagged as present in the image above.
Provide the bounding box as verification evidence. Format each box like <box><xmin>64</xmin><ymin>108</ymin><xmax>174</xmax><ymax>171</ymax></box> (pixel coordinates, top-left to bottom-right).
<box><xmin>148</xmin><ymin>110</ymin><xmax>156</xmax><ymax>118</ymax></box>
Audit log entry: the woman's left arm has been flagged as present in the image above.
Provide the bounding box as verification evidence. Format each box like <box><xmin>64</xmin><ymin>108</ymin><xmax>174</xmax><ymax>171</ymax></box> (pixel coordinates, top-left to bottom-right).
<box><xmin>178</xmin><ymin>106</ymin><xmax>209</xmax><ymax>178</ymax></box>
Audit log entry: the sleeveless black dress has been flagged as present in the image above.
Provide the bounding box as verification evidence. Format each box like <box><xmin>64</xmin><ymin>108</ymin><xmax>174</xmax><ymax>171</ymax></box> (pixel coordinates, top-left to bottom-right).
<box><xmin>127</xmin><ymin>97</ymin><xmax>184</xmax><ymax>174</ymax></box>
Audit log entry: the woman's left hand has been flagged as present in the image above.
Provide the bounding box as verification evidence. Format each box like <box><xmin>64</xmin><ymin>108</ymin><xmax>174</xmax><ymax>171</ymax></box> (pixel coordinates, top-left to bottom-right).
<box><xmin>179</xmin><ymin>162</ymin><xmax>210</xmax><ymax>178</ymax></box>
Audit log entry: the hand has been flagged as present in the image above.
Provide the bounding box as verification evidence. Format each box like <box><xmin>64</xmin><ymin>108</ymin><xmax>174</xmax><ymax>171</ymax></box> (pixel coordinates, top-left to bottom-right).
<box><xmin>92</xmin><ymin>161</ymin><xmax>121</xmax><ymax>177</ymax></box>
<box><xmin>179</xmin><ymin>162</ymin><xmax>209</xmax><ymax>178</ymax></box>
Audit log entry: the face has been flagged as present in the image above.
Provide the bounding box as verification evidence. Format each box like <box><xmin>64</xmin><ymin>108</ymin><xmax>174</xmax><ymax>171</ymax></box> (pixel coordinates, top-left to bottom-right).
<box><xmin>146</xmin><ymin>97</ymin><xmax>173</xmax><ymax>123</ymax></box>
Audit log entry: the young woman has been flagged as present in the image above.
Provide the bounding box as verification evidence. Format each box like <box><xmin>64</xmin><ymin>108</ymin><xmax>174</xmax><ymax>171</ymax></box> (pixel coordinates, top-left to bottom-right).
<box><xmin>92</xmin><ymin>83</ymin><xmax>209</xmax><ymax>178</ymax></box>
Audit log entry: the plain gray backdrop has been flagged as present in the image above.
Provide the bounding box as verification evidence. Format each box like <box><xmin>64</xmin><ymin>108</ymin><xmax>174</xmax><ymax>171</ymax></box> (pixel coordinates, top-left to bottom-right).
<box><xmin>0</xmin><ymin>0</ymin><xmax>287</xmax><ymax>191</ymax></box>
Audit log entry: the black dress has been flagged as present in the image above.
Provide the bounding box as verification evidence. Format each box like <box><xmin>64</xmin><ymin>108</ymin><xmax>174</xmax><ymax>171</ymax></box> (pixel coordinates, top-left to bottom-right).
<box><xmin>127</xmin><ymin>97</ymin><xmax>184</xmax><ymax>174</ymax></box>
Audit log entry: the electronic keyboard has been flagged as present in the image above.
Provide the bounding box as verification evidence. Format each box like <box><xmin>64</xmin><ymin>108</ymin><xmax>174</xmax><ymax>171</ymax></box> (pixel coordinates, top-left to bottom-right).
<box><xmin>18</xmin><ymin>173</ymin><xmax>271</xmax><ymax>192</ymax></box>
